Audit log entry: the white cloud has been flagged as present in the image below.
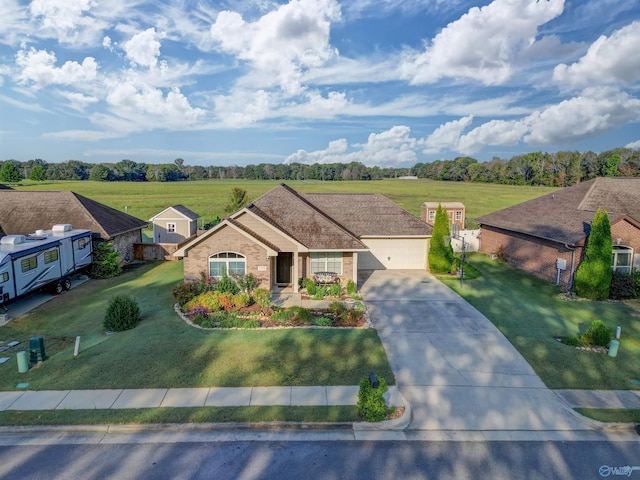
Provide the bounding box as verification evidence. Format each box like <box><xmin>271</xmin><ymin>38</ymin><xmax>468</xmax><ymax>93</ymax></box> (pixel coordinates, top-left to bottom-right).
<box><xmin>553</xmin><ymin>21</ymin><xmax>640</xmax><ymax>87</ymax></box>
<box><xmin>123</xmin><ymin>28</ymin><xmax>163</xmax><ymax>68</ymax></box>
<box><xmin>278</xmin><ymin>90</ymin><xmax>350</xmax><ymax>119</ymax></box>
<box><xmin>400</xmin><ymin>0</ymin><xmax>565</xmax><ymax>85</ymax></box>
<box><xmin>104</xmin><ymin>82</ymin><xmax>205</xmax><ymax>130</ymax></box>
<box><xmin>626</xmin><ymin>140</ymin><xmax>640</xmax><ymax>150</ymax></box>
<box><xmin>29</xmin><ymin>0</ymin><xmax>107</xmax><ymax>46</ymax></box>
<box><xmin>210</xmin><ymin>0</ymin><xmax>341</xmax><ymax>94</ymax></box>
<box><xmin>57</xmin><ymin>90</ymin><xmax>99</xmax><ymax>111</ymax></box>
<box><xmin>15</xmin><ymin>48</ymin><xmax>97</xmax><ymax>89</ymax></box>
<box><xmin>213</xmin><ymin>89</ymin><xmax>271</xmax><ymax>127</ymax></box>
<box><xmin>428</xmin><ymin>87</ymin><xmax>640</xmax><ymax>155</ymax></box>
<box><xmin>0</xmin><ymin>0</ymin><xmax>28</xmax><ymax>45</ymax></box>
<box><xmin>458</xmin><ymin>118</ymin><xmax>529</xmax><ymax>155</ymax></box>
<box><xmin>524</xmin><ymin>87</ymin><xmax>640</xmax><ymax>145</ymax></box>
<box><xmin>284</xmin><ymin>125</ymin><xmax>418</xmax><ymax>166</ymax></box>
<box><xmin>421</xmin><ymin>115</ymin><xmax>473</xmax><ymax>154</ymax></box>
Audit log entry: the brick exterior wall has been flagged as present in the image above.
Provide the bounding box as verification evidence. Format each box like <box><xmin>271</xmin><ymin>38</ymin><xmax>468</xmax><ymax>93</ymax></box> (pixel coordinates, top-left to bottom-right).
<box><xmin>481</xmin><ymin>219</ymin><xmax>640</xmax><ymax>289</ymax></box>
<box><xmin>480</xmin><ymin>226</ymin><xmax>582</xmax><ymax>289</ymax></box>
<box><xmin>182</xmin><ymin>225</ymin><xmax>271</xmax><ymax>289</ymax></box>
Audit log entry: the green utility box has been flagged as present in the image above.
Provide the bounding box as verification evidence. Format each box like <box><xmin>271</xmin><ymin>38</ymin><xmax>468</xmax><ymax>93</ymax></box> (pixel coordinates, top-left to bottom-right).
<box><xmin>29</xmin><ymin>336</ymin><xmax>46</xmax><ymax>364</ymax></box>
<box><xmin>17</xmin><ymin>351</ymin><xmax>28</xmax><ymax>373</ymax></box>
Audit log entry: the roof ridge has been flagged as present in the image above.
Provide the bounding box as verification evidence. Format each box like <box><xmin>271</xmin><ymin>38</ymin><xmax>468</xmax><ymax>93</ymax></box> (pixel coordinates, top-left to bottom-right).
<box><xmin>70</xmin><ymin>192</ymin><xmax>110</xmax><ymax>238</ymax></box>
<box><xmin>577</xmin><ymin>177</ymin><xmax>603</xmax><ymax>212</ymax></box>
<box><xmin>280</xmin><ymin>184</ymin><xmax>362</xmax><ymax>240</ymax></box>
<box><xmin>226</xmin><ymin>217</ymin><xmax>280</xmax><ymax>253</ymax></box>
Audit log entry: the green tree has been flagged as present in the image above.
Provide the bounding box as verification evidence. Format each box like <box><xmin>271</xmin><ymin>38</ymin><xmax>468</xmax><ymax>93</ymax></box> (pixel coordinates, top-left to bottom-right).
<box><xmin>0</xmin><ymin>161</ymin><xmax>21</xmax><ymax>183</ymax></box>
<box><xmin>89</xmin><ymin>164</ymin><xmax>111</xmax><ymax>181</ymax></box>
<box><xmin>224</xmin><ymin>187</ymin><xmax>248</xmax><ymax>214</ymax></box>
<box><xmin>29</xmin><ymin>164</ymin><xmax>47</xmax><ymax>181</ymax></box>
<box><xmin>428</xmin><ymin>204</ymin><xmax>455</xmax><ymax>274</ymax></box>
<box><xmin>574</xmin><ymin>209</ymin><xmax>612</xmax><ymax>300</ymax></box>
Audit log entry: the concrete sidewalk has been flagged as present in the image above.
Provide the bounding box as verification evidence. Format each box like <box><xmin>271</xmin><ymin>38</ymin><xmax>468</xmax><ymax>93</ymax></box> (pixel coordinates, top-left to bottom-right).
<box><xmin>554</xmin><ymin>389</ymin><xmax>640</xmax><ymax>409</ymax></box>
<box><xmin>0</xmin><ymin>386</ymin><xmax>404</xmax><ymax>411</ymax></box>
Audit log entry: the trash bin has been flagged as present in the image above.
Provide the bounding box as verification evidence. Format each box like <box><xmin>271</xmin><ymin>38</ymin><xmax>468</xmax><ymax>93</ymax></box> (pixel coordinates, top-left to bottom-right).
<box><xmin>17</xmin><ymin>351</ymin><xmax>28</xmax><ymax>373</ymax></box>
<box><xmin>608</xmin><ymin>340</ymin><xmax>620</xmax><ymax>358</ymax></box>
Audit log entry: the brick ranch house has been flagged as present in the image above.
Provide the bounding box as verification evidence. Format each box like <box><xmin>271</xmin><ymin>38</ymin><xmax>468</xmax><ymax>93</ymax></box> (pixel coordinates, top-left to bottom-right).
<box><xmin>0</xmin><ymin>190</ymin><xmax>148</xmax><ymax>263</ymax></box>
<box><xmin>174</xmin><ymin>184</ymin><xmax>433</xmax><ymax>292</ymax></box>
<box><xmin>476</xmin><ymin>177</ymin><xmax>640</xmax><ymax>290</ymax></box>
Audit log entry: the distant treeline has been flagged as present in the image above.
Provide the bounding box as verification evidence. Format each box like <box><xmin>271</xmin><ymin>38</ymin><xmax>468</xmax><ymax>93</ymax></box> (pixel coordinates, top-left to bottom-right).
<box><xmin>1</xmin><ymin>147</ymin><xmax>639</xmax><ymax>187</ymax></box>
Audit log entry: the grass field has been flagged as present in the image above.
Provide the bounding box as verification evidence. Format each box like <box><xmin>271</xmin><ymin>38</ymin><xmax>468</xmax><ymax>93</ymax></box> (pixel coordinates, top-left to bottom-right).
<box><xmin>0</xmin><ymin>261</ymin><xmax>393</xmax><ymax>391</ymax></box>
<box><xmin>12</xmin><ymin>179</ymin><xmax>559</xmax><ymax>229</ymax></box>
<box><xmin>443</xmin><ymin>254</ymin><xmax>640</xmax><ymax>391</ymax></box>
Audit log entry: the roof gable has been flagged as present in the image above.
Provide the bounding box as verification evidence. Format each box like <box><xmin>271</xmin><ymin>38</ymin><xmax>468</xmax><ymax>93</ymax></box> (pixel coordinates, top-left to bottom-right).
<box><xmin>150</xmin><ymin>205</ymin><xmax>200</xmax><ymax>221</ymax></box>
<box><xmin>249</xmin><ymin>184</ymin><xmax>367</xmax><ymax>250</ymax></box>
<box><xmin>0</xmin><ymin>191</ymin><xmax>148</xmax><ymax>240</ymax></box>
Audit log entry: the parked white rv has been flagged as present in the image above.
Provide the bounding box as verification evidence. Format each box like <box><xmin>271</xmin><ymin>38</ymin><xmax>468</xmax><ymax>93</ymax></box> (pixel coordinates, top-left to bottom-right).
<box><xmin>0</xmin><ymin>224</ymin><xmax>92</xmax><ymax>308</ymax></box>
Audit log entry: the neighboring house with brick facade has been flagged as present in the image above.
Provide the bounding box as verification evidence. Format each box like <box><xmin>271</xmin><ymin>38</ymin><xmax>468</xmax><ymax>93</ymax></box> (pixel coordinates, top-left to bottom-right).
<box><xmin>476</xmin><ymin>177</ymin><xmax>640</xmax><ymax>290</ymax></box>
<box><xmin>0</xmin><ymin>190</ymin><xmax>148</xmax><ymax>263</ymax></box>
<box><xmin>175</xmin><ymin>184</ymin><xmax>432</xmax><ymax>292</ymax></box>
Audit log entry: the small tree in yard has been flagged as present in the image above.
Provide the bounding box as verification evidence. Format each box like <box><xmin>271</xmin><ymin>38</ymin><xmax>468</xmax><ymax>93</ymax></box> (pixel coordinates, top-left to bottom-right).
<box><xmin>428</xmin><ymin>204</ymin><xmax>455</xmax><ymax>274</ymax></box>
<box><xmin>89</xmin><ymin>242</ymin><xmax>122</xmax><ymax>279</ymax></box>
<box><xmin>104</xmin><ymin>295</ymin><xmax>141</xmax><ymax>332</ymax></box>
<box><xmin>0</xmin><ymin>162</ymin><xmax>21</xmax><ymax>183</ymax></box>
<box><xmin>574</xmin><ymin>209</ymin><xmax>612</xmax><ymax>300</ymax></box>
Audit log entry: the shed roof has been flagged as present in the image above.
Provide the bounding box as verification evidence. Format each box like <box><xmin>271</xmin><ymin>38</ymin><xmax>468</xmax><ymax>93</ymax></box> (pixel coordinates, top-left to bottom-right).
<box><xmin>0</xmin><ymin>190</ymin><xmax>148</xmax><ymax>240</ymax></box>
<box><xmin>150</xmin><ymin>204</ymin><xmax>200</xmax><ymax>221</ymax></box>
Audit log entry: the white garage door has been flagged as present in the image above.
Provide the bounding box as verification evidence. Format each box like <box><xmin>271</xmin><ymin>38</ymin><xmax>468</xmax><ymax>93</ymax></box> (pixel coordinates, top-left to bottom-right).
<box><xmin>359</xmin><ymin>238</ymin><xmax>428</xmax><ymax>270</ymax></box>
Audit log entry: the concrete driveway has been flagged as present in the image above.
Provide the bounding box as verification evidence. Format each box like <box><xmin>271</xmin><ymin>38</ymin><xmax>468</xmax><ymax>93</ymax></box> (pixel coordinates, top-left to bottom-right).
<box><xmin>360</xmin><ymin>270</ymin><xmax>589</xmax><ymax>431</ymax></box>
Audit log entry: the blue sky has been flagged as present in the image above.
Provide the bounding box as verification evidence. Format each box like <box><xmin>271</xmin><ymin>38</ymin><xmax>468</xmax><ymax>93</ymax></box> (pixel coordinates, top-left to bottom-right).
<box><xmin>0</xmin><ymin>0</ymin><xmax>639</xmax><ymax>167</ymax></box>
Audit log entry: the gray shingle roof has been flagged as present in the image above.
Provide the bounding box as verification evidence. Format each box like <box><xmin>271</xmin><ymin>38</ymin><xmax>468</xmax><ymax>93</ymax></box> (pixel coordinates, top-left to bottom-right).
<box><xmin>249</xmin><ymin>184</ymin><xmax>368</xmax><ymax>250</ymax></box>
<box><xmin>476</xmin><ymin>177</ymin><xmax>640</xmax><ymax>245</ymax></box>
<box><xmin>169</xmin><ymin>204</ymin><xmax>200</xmax><ymax>220</ymax></box>
<box><xmin>303</xmin><ymin>193</ymin><xmax>432</xmax><ymax>237</ymax></box>
<box><xmin>0</xmin><ymin>190</ymin><xmax>148</xmax><ymax>240</ymax></box>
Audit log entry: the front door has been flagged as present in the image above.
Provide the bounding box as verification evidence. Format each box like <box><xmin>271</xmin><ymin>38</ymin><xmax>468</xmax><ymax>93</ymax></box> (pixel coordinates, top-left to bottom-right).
<box><xmin>276</xmin><ymin>253</ymin><xmax>293</xmax><ymax>285</ymax></box>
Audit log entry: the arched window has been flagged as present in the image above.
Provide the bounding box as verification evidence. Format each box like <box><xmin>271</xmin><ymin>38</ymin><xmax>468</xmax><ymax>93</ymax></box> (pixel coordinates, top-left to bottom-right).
<box><xmin>209</xmin><ymin>252</ymin><xmax>246</xmax><ymax>278</ymax></box>
<box><xmin>612</xmin><ymin>246</ymin><xmax>633</xmax><ymax>273</ymax></box>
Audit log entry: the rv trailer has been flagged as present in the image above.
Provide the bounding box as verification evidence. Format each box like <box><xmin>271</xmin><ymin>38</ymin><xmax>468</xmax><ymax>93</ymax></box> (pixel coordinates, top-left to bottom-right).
<box><xmin>0</xmin><ymin>224</ymin><xmax>93</xmax><ymax>309</ymax></box>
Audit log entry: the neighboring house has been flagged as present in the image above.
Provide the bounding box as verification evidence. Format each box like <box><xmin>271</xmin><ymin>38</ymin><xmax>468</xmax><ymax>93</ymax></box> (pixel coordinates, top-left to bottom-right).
<box><xmin>150</xmin><ymin>205</ymin><xmax>199</xmax><ymax>244</ymax></box>
<box><xmin>422</xmin><ymin>202</ymin><xmax>466</xmax><ymax>229</ymax></box>
<box><xmin>175</xmin><ymin>184</ymin><xmax>432</xmax><ymax>292</ymax></box>
<box><xmin>0</xmin><ymin>190</ymin><xmax>148</xmax><ymax>263</ymax></box>
<box><xmin>476</xmin><ymin>177</ymin><xmax>640</xmax><ymax>290</ymax></box>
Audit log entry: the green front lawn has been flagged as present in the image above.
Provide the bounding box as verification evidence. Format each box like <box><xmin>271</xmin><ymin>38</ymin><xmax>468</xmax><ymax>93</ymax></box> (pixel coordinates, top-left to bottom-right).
<box><xmin>442</xmin><ymin>254</ymin><xmax>640</xmax><ymax>390</ymax></box>
<box><xmin>0</xmin><ymin>261</ymin><xmax>393</xmax><ymax>390</ymax></box>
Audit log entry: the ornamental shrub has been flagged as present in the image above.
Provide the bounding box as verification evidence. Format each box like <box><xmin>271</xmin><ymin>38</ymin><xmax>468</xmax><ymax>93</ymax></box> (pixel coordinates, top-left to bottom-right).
<box><xmin>103</xmin><ymin>295</ymin><xmax>141</xmax><ymax>332</ymax></box>
<box><xmin>304</xmin><ymin>278</ymin><xmax>317</xmax><ymax>296</ymax></box>
<box><xmin>428</xmin><ymin>204</ymin><xmax>455</xmax><ymax>274</ymax></box>
<box><xmin>328</xmin><ymin>283</ymin><xmax>342</xmax><ymax>297</ymax></box>
<box><xmin>216</xmin><ymin>273</ymin><xmax>239</xmax><ymax>295</ymax></box>
<box><xmin>172</xmin><ymin>282</ymin><xmax>198</xmax><ymax>306</ymax></box>
<box><xmin>583</xmin><ymin>319</ymin><xmax>611</xmax><ymax>347</ymax></box>
<box><xmin>357</xmin><ymin>375</ymin><xmax>389</xmax><ymax>422</ymax></box>
<box><xmin>233</xmin><ymin>291</ymin><xmax>251</xmax><ymax>309</ymax></box>
<box><xmin>609</xmin><ymin>271</ymin><xmax>638</xmax><ymax>300</ymax></box>
<box><xmin>253</xmin><ymin>288</ymin><xmax>272</xmax><ymax>308</ymax></box>
<box><xmin>346</xmin><ymin>280</ymin><xmax>357</xmax><ymax>295</ymax></box>
<box><xmin>574</xmin><ymin>209</ymin><xmax>612</xmax><ymax>300</ymax></box>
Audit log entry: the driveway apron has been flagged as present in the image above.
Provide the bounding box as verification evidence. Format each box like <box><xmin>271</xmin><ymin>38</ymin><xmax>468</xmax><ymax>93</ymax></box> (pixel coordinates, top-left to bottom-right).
<box><xmin>360</xmin><ymin>270</ymin><xmax>587</xmax><ymax>431</ymax></box>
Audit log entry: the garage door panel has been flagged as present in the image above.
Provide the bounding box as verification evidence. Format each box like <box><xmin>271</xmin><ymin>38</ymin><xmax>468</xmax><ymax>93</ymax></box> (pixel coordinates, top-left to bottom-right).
<box><xmin>360</xmin><ymin>238</ymin><xmax>427</xmax><ymax>270</ymax></box>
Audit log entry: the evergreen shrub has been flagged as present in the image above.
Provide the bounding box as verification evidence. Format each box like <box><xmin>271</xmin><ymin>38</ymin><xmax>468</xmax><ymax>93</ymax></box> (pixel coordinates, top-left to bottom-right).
<box><xmin>104</xmin><ymin>295</ymin><xmax>141</xmax><ymax>332</ymax></box>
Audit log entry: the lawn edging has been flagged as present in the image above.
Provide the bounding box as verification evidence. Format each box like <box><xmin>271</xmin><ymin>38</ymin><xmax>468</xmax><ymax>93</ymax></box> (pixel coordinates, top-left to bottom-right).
<box><xmin>174</xmin><ymin>304</ymin><xmax>374</xmax><ymax>330</ymax></box>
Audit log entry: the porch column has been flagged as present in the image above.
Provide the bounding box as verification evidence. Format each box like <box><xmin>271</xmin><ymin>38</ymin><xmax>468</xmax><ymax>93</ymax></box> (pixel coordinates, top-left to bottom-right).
<box><xmin>293</xmin><ymin>252</ymin><xmax>299</xmax><ymax>293</ymax></box>
<box><xmin>353</xmin><ymin>252</ymin><xmax>358</xmax><ymax>285</ymax></box>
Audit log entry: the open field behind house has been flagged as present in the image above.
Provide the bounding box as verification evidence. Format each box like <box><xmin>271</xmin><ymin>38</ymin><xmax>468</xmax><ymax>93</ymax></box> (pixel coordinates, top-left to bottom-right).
<box><xmin>442</xmin><ymin>254</ymin><xmax>640</xmax><ymax>391</ymax></box>
<box><xmin>0</xmin><ymin>261</ymin><xmax>393</xmax><ymax>391</ymax></box>
<box><xmin>12</xmin><ymin>180</ymin><xmax>559</xmax><ymax>235</ymax></box>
